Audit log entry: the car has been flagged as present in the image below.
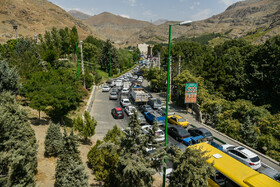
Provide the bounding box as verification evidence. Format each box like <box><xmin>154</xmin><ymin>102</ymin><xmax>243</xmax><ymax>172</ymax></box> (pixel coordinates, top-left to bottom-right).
<box><xmin>148</xmin><ymin>98</ymin><xmax>161</xmax><ymax>109</ymax></box>
<box><xmin>259</xmin><ymin>168</ymin><xmax>280</xmax><ymax>182</ymax></box>
<box><xmin>167</xmin><ymin>143</ymin><xmax>188</xmax><ymax>156</ymax></box>
<box><xmin>125</xmin><ymin>105</ymin><xmax>137</xmax><ymax>116</ymax></box>
<box><xmin>139</xmin><ymin>104</ymin><xmax>154</xmax><ymax>114</ymax></box>
<box><xmin>111</xmin><ymin>87</ymin><xmax>118</xmax><ymax>93</ymax></box>
<box><xmin>188</xmin><ymin>127</ymin><xmax>213</xmax><ymax>141</ymax></box>
<box><xmin>141</xmin><ymin>125</ymin><xmax>165</xmax><ymax>142</ymax></box>
<box><xmin>144</xmin><ymin>111</ymin><xmax>165</xmax><ymax>126</ymax></box>
<box><xmin>121</xmin><ymin>88</ymin><xmax>129</xmax><ymax>94</ymax></box>
<box><xmin>137</xmin><ymin>112</ymin><xmax>146</xmax><ymax>124</ymax></box>
<box><xmin>221</xmin><ymin>144</ymin><xmax>261</xmax><ymax>170</ymax></box>
<box><xmin>157</xmin><ymin>106</ymin><xmax>176</xmax><ymax>116</ymax></box>
<box><xmin>111</xmin><ymin>107</ymin><xmax>124</xmax><ymax>119</ymax></box>
<box><xmin>120</xmin><ymin>98</ymin><xmax>131</xmax><ymax>107</ymax></box>
<box><xmin>109</xmin><ymin>92</ymin><xmax>118</xmax><ymax>100</ymax></box>
<box><xmin>168</xmin><ymin>115</ymin><xmax>189</xmax><ymax>127</ymax></box>
<box><xmin>168</xmin><ymin>125</ymin><xmax>191</xmax><ymax>141</ymax></box>
<box><xmin>102</xmin><ymin>85</ymin><xmax>110</xmax><ymax>92</ymax></box>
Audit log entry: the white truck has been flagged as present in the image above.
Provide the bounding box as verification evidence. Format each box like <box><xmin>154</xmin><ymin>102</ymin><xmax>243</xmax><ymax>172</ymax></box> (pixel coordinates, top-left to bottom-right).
<box><xmin>130</xmin><ymin>87</ymin><xmax>149</xmax><ymax>104</ymax></box>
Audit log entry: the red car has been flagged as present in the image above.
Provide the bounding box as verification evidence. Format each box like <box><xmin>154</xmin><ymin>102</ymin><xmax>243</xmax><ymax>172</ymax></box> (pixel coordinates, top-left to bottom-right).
<box><xmin>111</xmin><ymin>107</ymin><xmax>124</xmax><ymax>119</ymax></box>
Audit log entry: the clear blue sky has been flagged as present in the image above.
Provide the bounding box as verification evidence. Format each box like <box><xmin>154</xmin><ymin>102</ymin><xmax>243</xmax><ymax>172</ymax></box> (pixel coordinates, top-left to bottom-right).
<box><xmin>49</xmin><ymin>0</ymin><xmax>241</xmax><ymax>22</ymax></box>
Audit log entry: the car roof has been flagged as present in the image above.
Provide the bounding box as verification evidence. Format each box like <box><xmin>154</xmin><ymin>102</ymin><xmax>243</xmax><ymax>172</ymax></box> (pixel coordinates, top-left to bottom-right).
<box><xmin>197</xmin><ymin>127</ymin><xmax>210</xmax><ymax>133</ymax></box>
<box><xmin>235</xmin><ymin>146</ymin><xmax>258</xmax><ymax>158</ymax></box>
<box><xmin>116</xmin><ymin>107</ymin><xmax>122</xmax><ymax>111</ymax></box>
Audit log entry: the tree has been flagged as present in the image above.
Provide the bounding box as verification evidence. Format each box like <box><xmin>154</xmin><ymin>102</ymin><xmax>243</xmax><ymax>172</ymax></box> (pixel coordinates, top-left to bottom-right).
<box><xmin>0</xmin><ymin>92</ymin><xmax>38</xmax><ymax>186</ymax></box>
<box><xmin>29</xmin><ymin>91</ymin><xmax>50</xmax><ymax>119</ymax></box>
<box><xmin>99</xmin><ymin>40</ymin><xmax>119</xmax><ymax>74</ymax></box>
<box><xmin>44</xmin><ymin>122</ymin><xmax>63</xmax><ymax>157</ymax></box>
<box><xmin>55</xmin><ymin>130</ymin><xmax>88</xmax><ymax>187</ymax></box>
<box><xmin>169</xmin><ymin>146</ymin><xmax>215</xmax><ymax>187</ymax></box>
<box><xmin>73</xmin><ymin>111</ymin><xmax>97</xmax><ymax>141</ymax></box>
<box><xmin>240</xmin><ymin>116</ymin><xmax>259</xmax><ymax>148</ymax></box>
<box><xmin>87</xmin><ymin>125</ymin><xmax>123</xmax><ymax>181</ymax></box>
<box><xmin>0</xmin><ymin>60</ymin><xmax>20</xmax><ymax>94</ymax></box>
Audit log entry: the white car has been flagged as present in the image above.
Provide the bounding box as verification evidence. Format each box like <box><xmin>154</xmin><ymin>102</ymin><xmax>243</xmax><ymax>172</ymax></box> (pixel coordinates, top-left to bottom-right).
<box><xmin>102</xmin><ymin>85</ymin><xmax>110</xmax><ymax>92</ymax></box>
<box><xmin>125</xmin><ymin>106</ymin><xmax>137</xmax><ymax>116</ymax></box>
<box><xmin>121</xmin><ymin>88</ymin><xmax>129</xmax><ymax>94</ymax></box>
<box><xmin>221</xmin><ymin>144</ymin><xmax>261</xmax><ymax>170</ymax></box>
<box><xmin>141</xmin><ymin>125</ymin><xmax>165</xmax><ymax>142</ymax></box>
<box><xmin>120</xmin><ymin>98</ymin><xmax>131</xmax><ymax>107</ymax></box>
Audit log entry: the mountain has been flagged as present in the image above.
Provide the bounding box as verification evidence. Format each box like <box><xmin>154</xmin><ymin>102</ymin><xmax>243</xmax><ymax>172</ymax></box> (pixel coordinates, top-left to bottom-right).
<box><xmin>127</xmin><ymin>0</ymin><xmax>280</xmax><ymax>46</ymax></box>
<box><xmin>0</xmin><ymin>0</ymin><xmax>97</xmax><ymax>43</ymax></box>
<box><xmin>68</xmin><ymin>10</ymin><xmax>91</xmax><ymax>20</ymax></box>
<box><xmin>153</xmin><ymin>19</ymin><xmax>168</xmax><ymax>26</ymax></box>
<box><xmin>84</xmin><ymin>12</ymin><xmax>152</xmax><ymax>45</ymax></box>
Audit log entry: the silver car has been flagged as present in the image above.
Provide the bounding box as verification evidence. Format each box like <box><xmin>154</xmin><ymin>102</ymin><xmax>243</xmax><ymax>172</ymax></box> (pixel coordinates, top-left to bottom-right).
<box><xmin>222</xmin><ymin>144</ymin><xmax>261</xmax><ymax>170</ymax></box>
<box><xmin>109</xmin><ymin>92</ymin><xmax>118</xmax><ymax>100</ymax></box>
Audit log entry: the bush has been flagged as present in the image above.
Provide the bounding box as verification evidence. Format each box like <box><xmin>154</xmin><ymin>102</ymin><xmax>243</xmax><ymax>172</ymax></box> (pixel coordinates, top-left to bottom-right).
<box><xmin>44</xmin><ymin>122</ymin><xmax>63</xmax><ymax>157</ymax></box>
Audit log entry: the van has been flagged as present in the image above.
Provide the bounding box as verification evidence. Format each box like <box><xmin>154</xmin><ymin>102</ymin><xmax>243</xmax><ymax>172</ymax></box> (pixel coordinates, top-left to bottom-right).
<box><xmin>148</xmin><ymin>98</ymin><xmax>161</xmax><ymax>109</ymax></box>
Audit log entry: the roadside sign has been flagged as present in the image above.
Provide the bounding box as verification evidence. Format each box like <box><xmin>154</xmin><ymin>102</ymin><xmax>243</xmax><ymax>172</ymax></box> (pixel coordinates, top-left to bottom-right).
<box><xmin>185</xmin><ymin>83</ymin><xmax>198</xmax><ymax>103</ymax></box>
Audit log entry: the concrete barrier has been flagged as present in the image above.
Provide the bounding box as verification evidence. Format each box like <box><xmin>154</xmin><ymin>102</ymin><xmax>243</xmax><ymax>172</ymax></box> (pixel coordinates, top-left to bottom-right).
<box><xmin>86</xmin><ymin>85</ymin><xmax>96</xmax><ymax>113</ymax></box>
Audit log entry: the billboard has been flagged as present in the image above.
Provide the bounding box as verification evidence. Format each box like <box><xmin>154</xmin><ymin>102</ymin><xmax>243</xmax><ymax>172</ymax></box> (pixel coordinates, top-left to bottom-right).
<box><xmin>185</xmin><ymin>83</ymin><xmax>198</xmax><ymax>103</ymax></box>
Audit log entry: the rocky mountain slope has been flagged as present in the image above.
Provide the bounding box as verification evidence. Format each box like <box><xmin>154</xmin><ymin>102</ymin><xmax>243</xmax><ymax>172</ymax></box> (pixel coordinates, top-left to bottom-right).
<box><xmin>0</xmin><ymin>0</ymin><xmax>97</xmax><ymax>43</ymax></box>
<box><xmin>84</xmin><ymin>12</ymin><xmax>153</xmax><ymax>45</ymax></box>
<box><xmin>127</xmin><ymin>0</ymin><xmax>280</xmax><ymax>46</ymax></box>
<box><xmin>68</xmin><ymin>10</ymin><xmax>91</xmax><ymax>20</ymax></box>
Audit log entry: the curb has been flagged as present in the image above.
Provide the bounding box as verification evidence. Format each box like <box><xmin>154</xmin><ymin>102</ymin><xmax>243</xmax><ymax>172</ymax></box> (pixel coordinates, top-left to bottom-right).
<box><xmin>86</xmin><ymin>85</ymin><xmax>96</xmax><ymax>112</ymax></box>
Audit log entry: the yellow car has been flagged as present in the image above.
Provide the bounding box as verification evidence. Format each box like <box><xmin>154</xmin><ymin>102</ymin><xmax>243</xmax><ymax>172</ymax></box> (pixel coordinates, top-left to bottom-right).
<box><xmin>168</xmin><ymin>115</ymin><xmax>189</xmax><ymax>127</ymax></box>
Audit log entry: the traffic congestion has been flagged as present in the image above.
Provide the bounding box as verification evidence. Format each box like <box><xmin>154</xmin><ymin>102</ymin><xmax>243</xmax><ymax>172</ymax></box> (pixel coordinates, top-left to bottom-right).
<box><xmin>96</xmin><ymin>64</ymin><xmax>280</xmax><ymax>184</ymax></box>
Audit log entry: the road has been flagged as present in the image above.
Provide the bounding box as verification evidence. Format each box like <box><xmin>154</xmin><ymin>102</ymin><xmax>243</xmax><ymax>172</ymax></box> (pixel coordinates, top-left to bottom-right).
<box><xmin>90</xmin><ymin>80</ymin><xmax>280</xmax><ymax>172</ymax></box>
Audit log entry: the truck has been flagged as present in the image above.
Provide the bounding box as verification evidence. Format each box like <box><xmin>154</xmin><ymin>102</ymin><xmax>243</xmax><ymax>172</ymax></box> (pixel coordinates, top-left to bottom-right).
<box><xmin>130</xmin><ymin>86</ymin><xmax>149</xmax><ymax>104</ymax></box>
<box><xmin>182</xmin><ymin>135</ymin><xmax>223</xmax><ymax>151</ymax></box>
<box><xmin>144</xmin><ymin>111</ymin><xmax>166</xmax><ymax>126</ymax></box>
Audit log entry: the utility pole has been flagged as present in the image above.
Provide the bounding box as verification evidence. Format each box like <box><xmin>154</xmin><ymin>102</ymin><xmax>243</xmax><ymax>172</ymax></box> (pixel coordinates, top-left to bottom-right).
<box><xmin>80</xmin><ymin>41</ymin><xmax>85</xmax><ymax>88</ymax></box>
<box><xmin>76</xmin><ymin>43</ymin><xmax>80</xmax><ymax>81</ymax></box>
<box><xmin>179</xmin><ymin>55</ymin><xmax>181</xmax><ymax>75</ymax></box>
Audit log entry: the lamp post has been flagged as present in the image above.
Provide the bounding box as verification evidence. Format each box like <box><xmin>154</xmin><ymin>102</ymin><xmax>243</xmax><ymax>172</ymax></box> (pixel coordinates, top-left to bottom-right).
<box><xmin>80</xmin><ymin>41</ymin><xmax>85</xmax><ymax>88</ymax></box>
<box><xmin>162</xmin><ymin>20</ymin><xmax>192</xmax><ymax>187</ymax></box>
<box><xmin>13</xmin><ymin>25</ymin><xmax>18</xmax><ymax>45</ymax></box>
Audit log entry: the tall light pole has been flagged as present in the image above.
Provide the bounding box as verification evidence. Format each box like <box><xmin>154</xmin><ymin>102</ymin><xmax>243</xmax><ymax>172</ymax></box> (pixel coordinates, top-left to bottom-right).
<box><xmin>162</xmin><ymin>20</ymin><xmax>192</xmax><ymax>187</ymax></box>
<box><xmin>13</xmin><ymin>25</ymin><xmax>18</xmax><ymax>45</ymax></box>
<box><xmin>80</xmin><ymin>41</ymin><xmax>85</xmax><ymax>88</ymax></box>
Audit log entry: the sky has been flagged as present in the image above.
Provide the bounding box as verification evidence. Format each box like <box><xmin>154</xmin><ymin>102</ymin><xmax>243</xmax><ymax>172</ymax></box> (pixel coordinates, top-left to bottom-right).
<box><xmin>49</xmin><ymin>0</ymin><xmax>242</xmax><ymax>22</ymax></box>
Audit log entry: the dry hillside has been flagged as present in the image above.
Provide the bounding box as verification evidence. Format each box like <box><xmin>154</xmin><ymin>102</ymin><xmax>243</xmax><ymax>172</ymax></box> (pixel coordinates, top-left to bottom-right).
<box><xmin>127</xmin><ymin>0</ymin><xmax>280</xmax><ymax>46</ymax></box>
<box><xmin>68</xmin><ymin>10</ymin><xmax>91</xmax><ymax>20</ymax></box>
<box><xmin>85</xmin><ymin>12</ymin><xmax>153</xmax><ymax>45</ymax></box>
<box><xmin>0</xmin><ymin>0</ymin><xmax>97</xmax><ymax>43</ymax></box>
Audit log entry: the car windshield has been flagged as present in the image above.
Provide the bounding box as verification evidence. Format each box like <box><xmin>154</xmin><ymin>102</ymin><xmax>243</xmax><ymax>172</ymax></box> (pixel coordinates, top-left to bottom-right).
<box><xmin>116</xmin><ymin>111</ymin><xmax>123</xmax><ymax>114</ymax></box>
<box><xmin>155</xmin><ymin>99</ymin><xmax>161</xmax><ymax>104</ymax></box>
<box><xmin>111</xmin><ymin>93</ymin><xmax>117</xmax><ymax>95</ymax></box>
<box><xmin>205</xmin><ymin>132</ymin><xmax>212</xmax><ymax>137</ymax></box>
<box><xmin>237</xmin><ymin>147</ymin><xmax>245</xmax><ymax>151</ymax></box>
<box><xmin>124</xmin><ymin>100</ymin><xmax>130</xmax><ymax>103</ymax></box>
<box><xmin>250</xmin><ymin>156</ymin><xmax>260</xmax><ymax>162</ymax></box>
<box><xmin>178</xmin><ymin>118</ymin><xmax>186</xmax><ymax>122</ymax></box>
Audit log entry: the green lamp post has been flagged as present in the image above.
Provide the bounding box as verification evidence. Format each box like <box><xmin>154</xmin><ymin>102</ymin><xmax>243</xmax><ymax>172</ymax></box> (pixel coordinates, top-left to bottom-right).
<box><xmin>162</xmin><ymin>20</ymin><xmax>192</xmax><ymax>187</ymax></box>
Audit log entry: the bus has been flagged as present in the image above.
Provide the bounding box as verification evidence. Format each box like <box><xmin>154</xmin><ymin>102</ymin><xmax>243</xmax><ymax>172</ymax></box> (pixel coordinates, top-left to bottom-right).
<box><xmin>190</xmin><ymin>142</ymin><xmax>280</xmax><ymax>187</ymax></box>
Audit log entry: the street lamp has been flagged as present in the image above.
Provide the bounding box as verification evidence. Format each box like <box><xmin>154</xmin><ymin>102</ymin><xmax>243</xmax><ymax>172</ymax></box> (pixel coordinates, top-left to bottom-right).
<box><xmin>80</xmin><ymin>41</ymin><xmax>86</xmax><ymax>88</ymax></box>
<box><xmin>162</xmin><ymin>20</ymin><xmax>192</xmax><ymax>187</ymax></box>
<box><xmin>13</xmin><ymin>25</ymin><xmax>18</xmax><ymax>45</ymax></box>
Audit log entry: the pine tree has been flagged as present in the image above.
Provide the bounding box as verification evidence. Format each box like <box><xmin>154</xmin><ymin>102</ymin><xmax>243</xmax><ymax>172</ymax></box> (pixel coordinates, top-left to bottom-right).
<box><xmin>73</xmin><ymin>111</ymin><xmax>97</xmax><ymax>141</ymax></box>
<box><xmin>169</xmin><ymin>147</ymin><xmax>215</xmax><ymax>187</ymax></box>
<box><xmin>240</xmin><ymin>115</ymin><xmax>258</xmax><ymax>148</ymax></box>
<box><xmin>55</xmin><ymin>130</ymin><xmax>88</xmax><ymax>187</ymax></box>
<box><xmin>44</xmin><ymin>122</ymin><xmax>63</xmax><ymax>157</ymax></box>
<box><xmin>0</xmin><ymin>60</ymin><xmax>20</xmax><ymax>94</ymax></box>
<box><xmin>0</xmin><ymin>92</ymin><xmax>38</xmax><ymax>186</ymax></box>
